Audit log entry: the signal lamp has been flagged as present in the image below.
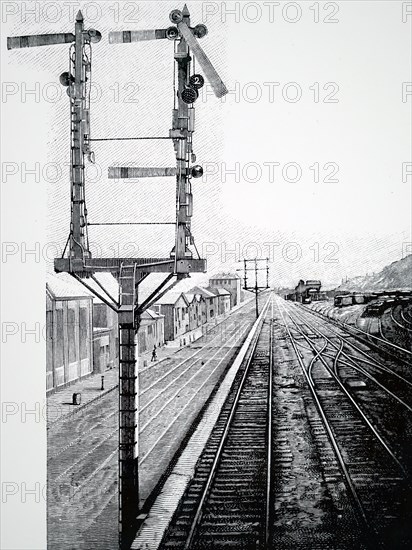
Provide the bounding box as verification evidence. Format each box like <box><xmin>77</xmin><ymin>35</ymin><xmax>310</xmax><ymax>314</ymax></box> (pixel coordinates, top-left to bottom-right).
<box><xmin>166</xmin><ymin>26</ymin><xmax>179</xmax><ymax>40</ymax></box>
<box><xmin>191</xmin><ymin>165</ymin><xmax>203</xmax><ymax>178</ymax></box>
<box><xmin>66</xmin><ymin>86</ymin><xmax>76</xmax><ymax>98</ymax></box>
<box><xmin>182</xmin><ymin>86</ymin><xmax>198</xmax><ymax>104</ymax></box>
<box><xmin>59</xmin><ymin>72</ymin><xmax>74</xmax><ymax>86</ymax></box>
<box><xmin>169</xmin><ymin>10</ymin><xmax>183</xmax><ymax>24</ymax></box>
<box><xmin>193</xmin><ymin>24</ymin><xmax>208</xmax><ymax>38</ymax></box>
<box><xmin>87</xmin><ymin>29</ymin><xmax>102</xmax><ymax>43</ymax></box>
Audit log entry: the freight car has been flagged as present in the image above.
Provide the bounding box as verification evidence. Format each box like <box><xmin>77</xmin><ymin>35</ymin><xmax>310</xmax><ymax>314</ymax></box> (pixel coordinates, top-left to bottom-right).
<box><xmin>334</xmin><ymin>294</ymin><xmax>365</xmax><ymax>307</ymax></box>
<box><xmin>363</xmin><ymin>301</ymin><xmax>388</xmax><ymax>316</ymax></box>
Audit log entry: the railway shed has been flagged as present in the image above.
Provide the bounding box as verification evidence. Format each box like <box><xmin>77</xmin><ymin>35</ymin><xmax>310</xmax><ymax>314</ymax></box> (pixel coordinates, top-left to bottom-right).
<box><xmin>46</xmin><ymin>273</ymin><xmax>94</xmax><ymax>393</ymax></box>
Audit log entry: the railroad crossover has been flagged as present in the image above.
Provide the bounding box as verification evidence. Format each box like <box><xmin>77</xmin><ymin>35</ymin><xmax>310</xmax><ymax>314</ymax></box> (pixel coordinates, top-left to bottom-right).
<box><xmin>160</xmin><ymin>295</ymin><xmax>412</xmax><ymax>550</ymax></box>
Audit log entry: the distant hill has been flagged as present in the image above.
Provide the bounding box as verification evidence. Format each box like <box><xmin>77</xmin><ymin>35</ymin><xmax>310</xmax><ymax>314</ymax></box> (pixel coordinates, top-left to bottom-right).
<box><xmin>335</xmin><ymin>254</ymin><xmax>412</xmax><ymax>292</ymax></box>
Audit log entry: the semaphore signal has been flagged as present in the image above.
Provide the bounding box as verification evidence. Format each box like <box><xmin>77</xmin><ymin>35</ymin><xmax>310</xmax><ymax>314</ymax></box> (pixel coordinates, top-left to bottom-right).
<box><xmin>7</xmin><ymin>6</ymin><xmax>227</xmax><ymax>550</ymax></box>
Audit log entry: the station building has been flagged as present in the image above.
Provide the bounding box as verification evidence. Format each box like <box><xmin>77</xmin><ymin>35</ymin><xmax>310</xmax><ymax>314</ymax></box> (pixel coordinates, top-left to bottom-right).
<box><xmin>46</xmin><ymin>273</ymin><xmax>121</xmax><ymax>391</ymax></box>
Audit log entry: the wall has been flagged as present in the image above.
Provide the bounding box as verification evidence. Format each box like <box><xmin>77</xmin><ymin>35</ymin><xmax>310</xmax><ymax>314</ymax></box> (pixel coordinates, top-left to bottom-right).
<box><xmin>138</xmin><ymin>316</ymin><xmax>165</xmax><ymax>353</ymax></box>
<box><xmin>46</xmin><ymin>294</ymin><xmax>93</xmax><ymax>393</ymax></box>
<box><xmin>209</xmin><ymin>277</ymin><xmax>241</xmax><ymax>307</ymax></box>
<box><xmin>92</xmin><ymin>302</ymin><xmax>119</xmax><ymax>372</ymax></box>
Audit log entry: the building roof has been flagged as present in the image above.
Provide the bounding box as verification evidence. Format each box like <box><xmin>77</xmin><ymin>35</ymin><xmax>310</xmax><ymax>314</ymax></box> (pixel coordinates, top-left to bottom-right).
<box><xmin>190</xmin><ymin>286</ymin><xmax>217</xmax><ymax>299</ymax></box>
<box><xmin>46</xmin><ymin>273</ymin><xmax>93</xmax><ymax>300</ymax></box>
<box><xmin>184</xmin><ymin>292</ymin><xmax>195</xmax><ymax>304</ymax></box>
<box><xmin>207</xmin><ymin>286</ymin><xmax>231</xmax><ymax>296</ymax></box>
<box><xmin>209</xmin><ymin>273</ymin><xmax>241</xmax><ymax>280</ymax></box>
<box><xmin>155</xmin><ymin>291</ymin><xmax>189</xmax><ymax>306</ymax></box>
<box><xmin>46</xmin><ymin>272</ymin><xmax>120</xmax><ymax>303</ymax></box>
<box><xmin>141</xmin><ymin>308</ymin><xmax>164</xmax><ymax>320</ymax></box>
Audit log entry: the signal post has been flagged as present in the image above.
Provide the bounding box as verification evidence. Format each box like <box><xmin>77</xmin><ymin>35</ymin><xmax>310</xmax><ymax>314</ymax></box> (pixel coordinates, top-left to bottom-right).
<box><xmin>8</xmin><ymin>6</ymin><xmax>227</xmax><ymax>549</ymax></box>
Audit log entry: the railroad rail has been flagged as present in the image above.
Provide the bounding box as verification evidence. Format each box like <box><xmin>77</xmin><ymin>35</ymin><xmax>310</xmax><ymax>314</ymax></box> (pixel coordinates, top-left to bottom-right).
<box><xmin>390</xmin><ymin>305</ymin><xmax>412</xmax><ymax>332</ymax></box>
<box><xmin>301</xmin><ymin>303</ymin><xmax>412</xmax><ymax>364</ymax></box>
<box><xmin>161</xmin><ymin>298</ymin><xmax>273</xmax><ymax>549</ymax></box>
<box><xmin>402</xmin><ymin>307</ymin><xmax>412</xmax><ymax>325</ymax></box>
<box><xmin>277</xmin><ymin>298</ymin><xmax>412</xmax><ymax>548</ymax></box>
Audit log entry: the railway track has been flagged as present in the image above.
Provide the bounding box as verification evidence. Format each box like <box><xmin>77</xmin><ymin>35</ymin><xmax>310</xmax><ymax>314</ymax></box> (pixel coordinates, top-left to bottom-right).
<box><xmin>161</xmin><ymin>297</ymin><xmax>412</xmax><ymax>549</ymax></box>
<box><xmin>402</xmin><ymin>307</ymin><xmax>412</xmax><ymax>325</ymax></box>
<box><xmin>278</xmin><ymin>299</ymin><xmax>412</xmax><ymax>548</ymax></box>
<box><xmin>161</xmin><ymin>300</ymin><xmax>273</xmax><ymax>549</ymax></box>
<box><xmin>390</xmin><ymin>305</ymin><xmax>412</xmax><ymax>332</ymax></box>
<box><xmin>294</xmin><ymin>307</ymin><xmax>412</xmax><ymax>407</ymax></box>
<box><xmin>302</xmin><ymin>303</ymin><xmax>412</xmax><ymax>365</ymax></box>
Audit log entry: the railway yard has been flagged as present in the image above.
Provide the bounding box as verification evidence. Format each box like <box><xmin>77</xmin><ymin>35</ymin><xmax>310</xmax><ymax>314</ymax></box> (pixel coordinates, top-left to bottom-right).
<box><xmin>47</xmin><ymin>291</ymin><xmax>412</xmax><ymax>549</ymax></box>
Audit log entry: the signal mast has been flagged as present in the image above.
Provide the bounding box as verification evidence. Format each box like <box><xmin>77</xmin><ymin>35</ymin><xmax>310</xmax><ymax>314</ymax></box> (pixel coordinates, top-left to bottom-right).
<box><xmin>8</xmin><ymin>11</ymin><xmax>101</xmax><ymax>264</ymax></box>
<box><xmin>8</xmin><ymin>5</ymin><xmax>227</xmax><ymax>549</ymax></box>
<box><xmin>106</xmin><ymin>7</ymin><xmax>227</xmax><ymax>547</ymax></box>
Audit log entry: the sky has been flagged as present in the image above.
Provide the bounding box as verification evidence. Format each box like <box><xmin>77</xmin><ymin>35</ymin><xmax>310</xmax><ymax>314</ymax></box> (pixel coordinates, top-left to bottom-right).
<box><xmin>2</xmin><ymin>0</ymin><xmax>411</xmax><ymax>292</ymax></box>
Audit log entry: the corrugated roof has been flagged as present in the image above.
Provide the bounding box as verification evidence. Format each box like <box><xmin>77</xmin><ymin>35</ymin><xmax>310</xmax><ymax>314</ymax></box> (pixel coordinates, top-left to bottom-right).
<box><xmin>46</xmin><ymin>273</ymin><xmax>93</xmax><ymax>299</ymax></box>
<box><xmin>46</xmin><ymin>272</ymin><xmax>119</xmax><ymax>303</ymax></box>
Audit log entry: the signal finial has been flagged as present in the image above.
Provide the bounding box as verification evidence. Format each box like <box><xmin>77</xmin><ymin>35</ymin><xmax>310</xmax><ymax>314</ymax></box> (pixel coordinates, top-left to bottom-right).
<box><xmin>76</xmin><ymin>10</ymin><xmax>84</xmax><ymax>22</ymax></box>
<box><xmin>182</xmin><ymin>4</ymin><xmax>190</xmax><ymax>17</ymax></box>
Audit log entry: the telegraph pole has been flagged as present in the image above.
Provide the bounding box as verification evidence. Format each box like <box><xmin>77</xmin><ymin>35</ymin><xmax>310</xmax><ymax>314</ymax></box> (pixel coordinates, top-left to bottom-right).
<box><xmin>242</xmin><ymin>258</ymin><xmax>270</xmax><ymax>318</ymax></box>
